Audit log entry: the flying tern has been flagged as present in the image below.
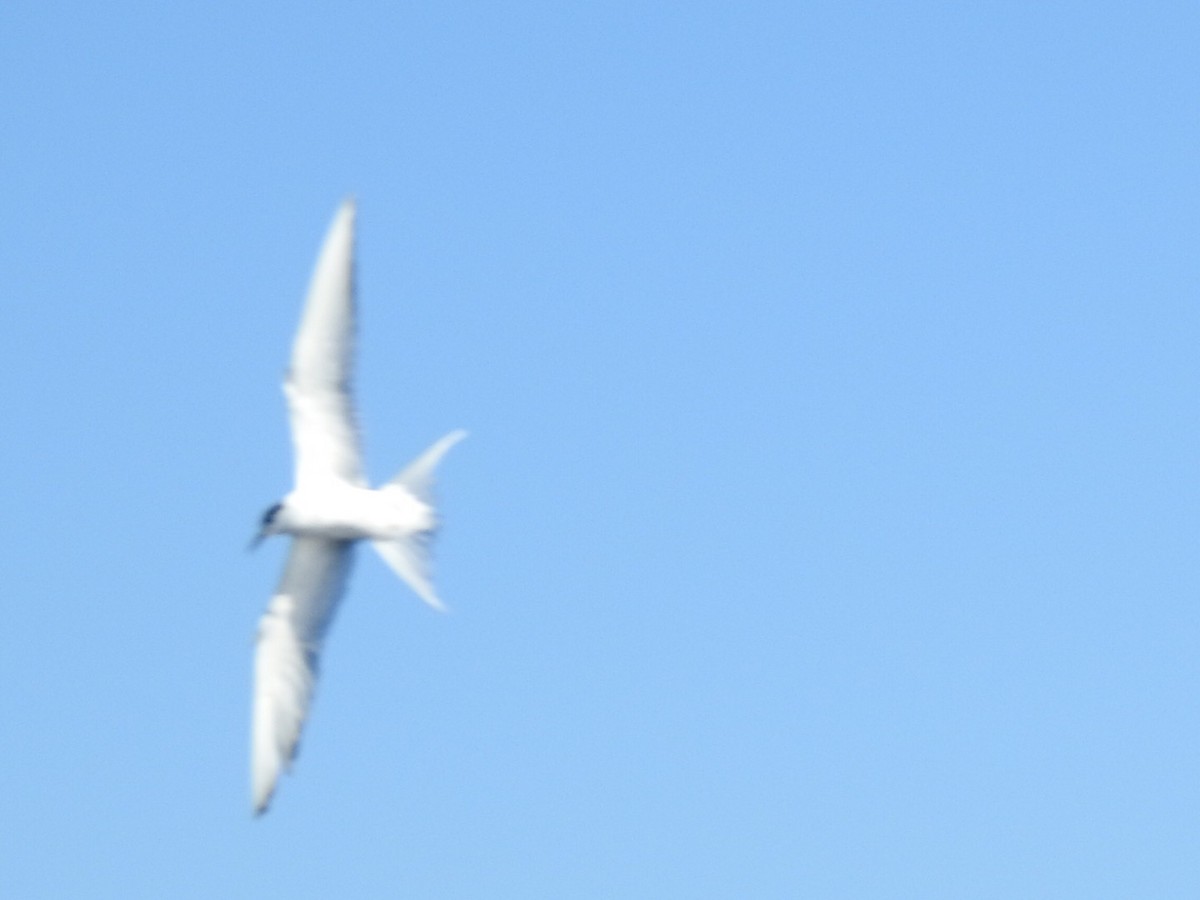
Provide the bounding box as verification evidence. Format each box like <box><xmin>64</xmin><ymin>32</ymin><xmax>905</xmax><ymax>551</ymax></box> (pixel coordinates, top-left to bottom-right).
<box><xmin>250</xmin><ymin>199</ymin><xmax>465</xmax><ymax>815</ymax></box>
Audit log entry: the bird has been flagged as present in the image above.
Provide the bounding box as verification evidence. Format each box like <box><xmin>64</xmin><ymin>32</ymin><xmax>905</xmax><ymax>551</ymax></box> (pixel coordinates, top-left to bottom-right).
<box><xmin>249</xmin><ymin>198</ymin><xmax>465</xmax><ymax>815</ymax></box>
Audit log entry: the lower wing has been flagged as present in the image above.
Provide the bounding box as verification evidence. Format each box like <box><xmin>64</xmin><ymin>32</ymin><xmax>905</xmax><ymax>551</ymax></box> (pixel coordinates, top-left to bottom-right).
<box><xmin>252</xmin><ymin>536</ymin><xmax>355</xmax><ymax>814</ymax></box>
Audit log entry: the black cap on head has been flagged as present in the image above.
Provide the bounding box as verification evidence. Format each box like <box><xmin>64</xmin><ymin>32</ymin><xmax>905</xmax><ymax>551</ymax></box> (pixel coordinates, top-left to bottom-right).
<box><xmin>260</xmin><ymin>503</ymin><xmax>283</xmax><ymax>528</ymax></box>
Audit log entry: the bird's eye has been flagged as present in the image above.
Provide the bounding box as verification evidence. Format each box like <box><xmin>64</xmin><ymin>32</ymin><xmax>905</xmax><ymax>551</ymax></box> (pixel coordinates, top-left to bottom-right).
<box><xmin>261</xmin><ymin>503</ymin><xmax>282</xmax><ymax>527</ymax></box>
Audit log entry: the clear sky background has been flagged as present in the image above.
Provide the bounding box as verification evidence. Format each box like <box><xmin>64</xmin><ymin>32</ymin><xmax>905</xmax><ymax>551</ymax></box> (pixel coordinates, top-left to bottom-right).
<box><xmin>1</xmin><ymin>2</ymin><xmax>1196</xmax><ymax>897</ymax></box>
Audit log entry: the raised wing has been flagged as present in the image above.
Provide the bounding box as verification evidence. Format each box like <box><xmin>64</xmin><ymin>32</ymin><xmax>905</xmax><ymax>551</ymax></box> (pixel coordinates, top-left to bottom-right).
<box><xmin>252</xmin><ymin>537</ymin><xmax>355</xmax><ymax>814</ymax></box>
<box><xmin>286</xmin><ymin>199</ymin><xmax>365</xmax><ymax>488</ymax></box>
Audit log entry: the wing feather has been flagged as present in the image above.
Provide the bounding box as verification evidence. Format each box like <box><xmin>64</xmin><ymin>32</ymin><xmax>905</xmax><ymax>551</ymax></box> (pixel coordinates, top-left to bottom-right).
<box><xmin>252</xmin><ymin>537</ymin><xmax>355</xmax><ymax>814</ymax></box>
<box><xmin>287</xmin><ymin>199</ymin><xmax>365</xmax><ymax>488</ymax></box>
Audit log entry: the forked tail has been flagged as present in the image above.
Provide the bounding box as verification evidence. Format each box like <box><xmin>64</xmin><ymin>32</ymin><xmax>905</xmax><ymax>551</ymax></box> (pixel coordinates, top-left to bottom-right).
<box><xmin>372</xmin><ymin>430</ymin><xmax>467</xmax><ymax>611</ymax></box>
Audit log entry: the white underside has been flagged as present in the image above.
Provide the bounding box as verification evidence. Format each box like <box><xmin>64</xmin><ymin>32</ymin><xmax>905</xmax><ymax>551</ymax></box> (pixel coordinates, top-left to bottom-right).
<box><xmin>279</xmin><ymin>481</ymin><xmax>435</xmax><ymax>542</ymax></box>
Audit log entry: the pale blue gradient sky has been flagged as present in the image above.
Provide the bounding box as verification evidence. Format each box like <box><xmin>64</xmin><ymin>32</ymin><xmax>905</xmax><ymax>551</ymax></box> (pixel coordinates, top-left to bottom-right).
<box><xmin>1</xmin><ymin>2</ymin><xmax>1197</xmax><ymax>897</ymax></box>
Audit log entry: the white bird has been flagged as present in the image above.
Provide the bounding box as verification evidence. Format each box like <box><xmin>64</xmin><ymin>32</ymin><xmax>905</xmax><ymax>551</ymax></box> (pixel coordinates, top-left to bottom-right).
<box><xmin>249</xmin><ymin>199</ymin><xmax>465</xmax><ymax>815</ymax></box>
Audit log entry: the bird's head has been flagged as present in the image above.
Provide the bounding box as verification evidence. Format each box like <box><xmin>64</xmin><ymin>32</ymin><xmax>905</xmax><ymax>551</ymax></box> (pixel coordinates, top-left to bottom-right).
<box><xmin>249</xmin><ymin>502</ymin><xmax>285</xmax><ymax>551</ymax></box>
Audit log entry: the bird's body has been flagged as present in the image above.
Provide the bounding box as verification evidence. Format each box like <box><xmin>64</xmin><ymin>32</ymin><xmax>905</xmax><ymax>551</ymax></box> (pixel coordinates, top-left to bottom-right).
<box><xmin>273</xmin><ymin>482</ymin><xmax>435</xmax><ymax>541</ymax></box>
<box><xmin>249</xmin><ymin>199</ymin><xmax>464</xmax><ymax>815</ymax></box>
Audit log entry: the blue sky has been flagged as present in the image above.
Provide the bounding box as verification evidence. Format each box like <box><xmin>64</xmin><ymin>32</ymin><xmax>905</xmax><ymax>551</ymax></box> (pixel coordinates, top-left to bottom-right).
<box><xmin>1</xmin><ymin>2</ymin><xmax>1197</xmax><ymax>896</ymax></box>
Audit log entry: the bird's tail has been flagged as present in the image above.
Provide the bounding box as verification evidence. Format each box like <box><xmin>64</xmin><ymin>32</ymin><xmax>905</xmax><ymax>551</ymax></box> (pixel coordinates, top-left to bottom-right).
<box><xmin>371</xmin><ymin>430</ymin><xmax>467</xmax><ymax>612</ymax></box>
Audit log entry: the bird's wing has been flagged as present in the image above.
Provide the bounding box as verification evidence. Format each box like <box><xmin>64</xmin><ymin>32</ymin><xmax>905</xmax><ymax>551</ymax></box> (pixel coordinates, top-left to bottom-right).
<box><xmin>286</xmin><ymin>199</ymin><xmax>365</xmax><ymax>488</ymax></box>
<box><xmin>252</xmin><ymin>536</ymin><xmax>355</xmax><ymax>814</ymax></box>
